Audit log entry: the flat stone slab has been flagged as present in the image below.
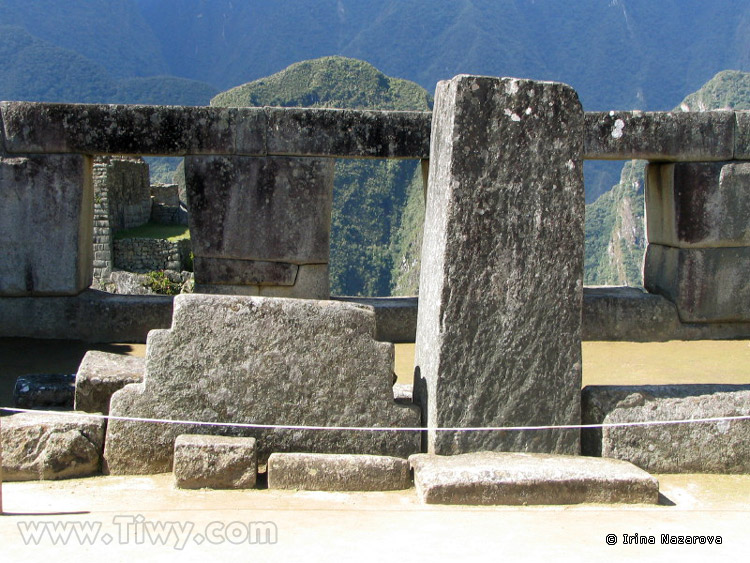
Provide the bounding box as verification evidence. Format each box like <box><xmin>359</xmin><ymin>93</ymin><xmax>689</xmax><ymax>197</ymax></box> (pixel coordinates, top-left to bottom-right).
<box><xmin>582</xmin><ymin>385</ymin><xmax>750</xmax><ymax>473</ymax></box>
<box><xmin>409</xmin><ymin>452</ymin><xmax>659</xmax><ymax>505</ymax></box>
<box><xmin>1</xmin><ymin>412</ymin><xmax>106</xmax><ymax>480</ymax></box>
<box><xmin>584</xmin><ymin>111</ymin><xmax>734</xmax><ymax>161</ymax></box>
<box><xmin>174</xmin><ymin>435</ymin><xmax>257</xmax><ymax>490</ymax></box>
<box><xmin>74</xmin><ymin>351</ymin><xmax>145</xmax><ymax>414</ymax></box>
<box><xmin>14</xmin><ymin>374</ymin><xmax>75</xmax><ymax>409</ymax></box>
<box><xmin>267</xmin><ymin>453</ymin><xmax>411</xmax><ymax>491</ymax></box>
<box><xmin>104</xmin><ymin>294</ymin><xmax>421</xmax><ymax>475</ymax></box>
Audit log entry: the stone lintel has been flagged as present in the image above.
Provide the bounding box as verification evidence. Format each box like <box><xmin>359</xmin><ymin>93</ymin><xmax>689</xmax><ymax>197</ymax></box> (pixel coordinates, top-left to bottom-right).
<box><xmin>266</xmin><ymin>107</ymin><xmax>431</xmax><ymax>159</ymax></box>
<box><xmin>0</xmin><ymin>101</ymin><xmax>430</xmax><ymax>159</ymax></box>
<box><xmin>584</xmin><ymin>111</ymin><xmax>735</xmax><ymax>161</ymax></box>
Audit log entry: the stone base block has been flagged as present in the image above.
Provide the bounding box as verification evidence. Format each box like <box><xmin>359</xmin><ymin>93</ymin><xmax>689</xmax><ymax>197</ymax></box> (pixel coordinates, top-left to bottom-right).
<box><xmin>104</xmin><ymin>294</ymin><xmax>421</xmax><ymax>475</ymax></box>
<box><xmin>267</xmin><ymin>453</ymin><xmax>411</xmax><ymax>491</ymax></box>
<box><xmin>645</xmin><ymin>244</ymin><xmax>750</xmax><ymax>322</ymax></box>
<box><xmin>1</xmin><ymin>412</ymin><xmax>105</xmax><ymax>480</ymax></box>
<box><xmin>409</xmin><ymin>452</ymin><xmax>659</xmax><ymax>505</ymax></box>
<box><xmin>74</xmin><ymin>351</ymin><xmax>145</xmax><ymax>414</ymax></box>
<box><xmin>14</xmin><ymin>374</ymin><xmax>75</xmax><ymax>409</ymax></box>
<box><xmin>582</xmin><ymin>385</ymin><xmax>750</xmax><ymax>473</ymax></box>
<box><xmin>174</xmin><ymin>435</ymin><xmax>257</xmax><ymax>490</ymax></box>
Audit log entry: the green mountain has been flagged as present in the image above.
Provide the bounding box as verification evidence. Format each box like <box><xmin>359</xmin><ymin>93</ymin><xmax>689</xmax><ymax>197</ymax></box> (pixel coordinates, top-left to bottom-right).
<box><xmin>211</xmin><ymin>56</ymin><xmax>432</xmax><ymax>296</ymax></box>
<box><xmin>585</xmin><ymin>69</ymin><xmax>750</xmax><ymax>286</ymax></box>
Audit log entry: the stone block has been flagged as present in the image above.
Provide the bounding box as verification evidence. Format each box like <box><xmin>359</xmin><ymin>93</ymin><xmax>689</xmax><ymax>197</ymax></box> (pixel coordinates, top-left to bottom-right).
<box><xmin>0</xmin><ymin>102</ymin><xmax>265</xmax><ymax>156</ymax></box>
<box><xmin>0</xmin><ymin>154</ymin><xmax>93</xmax><ymax>295</ymax></box>
<box><xmin>74</xmin><ymin>351</ymin><xmax>145</xmax><ymax>414</ymax></box>
<box><xmin>409</xmin><ymin>452</ymin><xmax>659</xmax><ymax>505</ymax></box>
<box><xmin>646</xmin><ymin>162</ymin><xmax>750</xmax><ymax>248</ymax></box>
<box><xmin>173</xmin><ymin>434</ymin><xmax>257</xmax><ymax>489</ymax></box>
<box><xmin>582</xmin><ymin>385</ymin><xmax>750</xmax><ymax>473</ymax></box>
<box><xmin>14</xmin><ymin>374</ymin><xmax>76</xmax><ymax>409</ymax></box>
<box><xmin>267</xmin><ymin>452</ymin><xmax>411</xmax><ymax>491</ymax></box>
<box><xmin>582</xmin><ymin>286</ymin><xmax>681</xmax><ymax>342</ymax></box>
<box><xmin>194</xmin><ymin>264</ymin><xmax>330</xmax><ymax>300</ymax></box>
<box><xmin>644</xmin><ymin>244</ymin><xmax>750</xmax><ymax>322</ymax></box>
<box><xmin>1</xmin><ymin>412</ymin><xmax>106</xmax><ymax>480</ymax></box>
<box><xmin>334</xmin><ymin>297</ymin><xmax>418</xmax><ymax>343</ymax></box>
<box><xmin>414</xmin><ymin>75</ymin><xmax>584</xmax><ymax>455</ymax></box>
<box><xmin>266</xmin><ymin>107</ymin><xmax>431</xmax><ymax>159</ymax></box>
<box><xmin>193</xmin><ymin>257</ymin><xmax>298</xmax><ymax>286</ymax></box>
<box><xmin>0</xmin><ymin>290</ymin><xmax>173</xmax><ymax>342</ymax></box>
<box><xmin>584</xmin><ymin>111</ymin><xmax>734</xmax><ymax>161</ymax></box>
<box><xmin>104</xmin><ymin>294</ymin><xmax>421</xmax><ymax>474</ymax></box>
<box><xmin>185</xmin><ymin>155</ymin><xmax>334</xmax><ymax>266</ymax></box>
<box><xmin>733</xmin><ymin>111</ymin><xmax>750</xmax><ymax>159</ymax></box>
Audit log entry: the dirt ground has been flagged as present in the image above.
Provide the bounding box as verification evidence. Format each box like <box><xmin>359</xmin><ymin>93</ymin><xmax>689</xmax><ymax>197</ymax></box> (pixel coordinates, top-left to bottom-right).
<box><xmin>1</xmin><ymin>338</ymin><xmax>749</xmax><ymax>560</ymax></box>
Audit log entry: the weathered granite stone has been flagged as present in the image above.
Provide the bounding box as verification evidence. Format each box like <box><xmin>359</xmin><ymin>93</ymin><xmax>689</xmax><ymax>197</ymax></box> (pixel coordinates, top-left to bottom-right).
<box><xmin>584</xmin><ymin>111</ymin><xmax>734</xmax><ymax>161</ymax></box>
<box><xmin>194</xmin><ymin>264</ymin><xmax>330</xmax><ymax>299</ymax></box>
<box><xmin>646</xmin><ymin>162</ymin><xmax>750</xmax><ymax>248</ymax></box>
<box><xmin>733</xmin><ymin>111</ymin><xmax>750</xmax><ymax>159</ymax></box>
<box><xmin>267</xmin><ymin>452</ymin><xmax>411</xmax><ymax>491</ymax></box>
<box><xmin>1</xmin><ymin>412</ymin><xmax>105</xmax><ymax>480</ymax></box>
<box><xmin>185</xmin><ymin>155</ymin><xmax>334</xmax><ymax>266</ymax></box>
<box><xmin>0</xmin><ymin>154</ymin><xmax>93</xmax><ymax>295</ymax></box>
<box><xmin>266</xmin><ymin>107</ymin><xmax>431</xmax><ymax>159</ymax></box>
<box><xmin>409</xmin><ymin>452</ymin><xmax>659</xmax><ymax>505</ymax></box>
<box><xmin>334</xmin><ymin>297</ymin><xmax>418</xmax><ymax>343</ymax></box>
<box><xmin>0</xmin><ymin>102</ymin><xmax>265</xmax><ymax>156</ymax></box>
<box><xmin>582</xmin><ymin>386</ymin><xmax>750</xmax><ymax>473</ymax></box>
<box><xmin>392</xmin><ymin>383</ymin><xmax>413</xmax><ymax>404</ymax></box>
<box><xmin>173</xmin><ymin>434</ymin><xmax>257</xmax><ymax>489</ymax></box>
<box><xmin>74</xmin><ymin>351</ymin><xmax>145</xmax><ymax>414</ymax></box>
<box><xmin>414</xmin><ymin>75</ymin><xmax>584</xmax><ymax>455</ymax></box>
<box><xmin>0</xmin><ymin>290</ymin><xmax>173</xmax><ymax>342</ymax></box>
<box><xmin>104</xmin><ymin>294</ymin><xmax>421</xmax><ymax>474</ymax></box>
<box><xmin>581</xmin><ymin>384</ymin><xmax>750</xmax><ymax>457</ymax></box>
<box><xmin>644</xmin><ymin>244</ymin><xmax>750</xmax><ymax>322</ymax></box>
<box><xmin>13</xmin><ymin>374</ymin><xmax>76</xmax><ymax>409</ymax></box>
<box><xmin>582</xmin><ymin>286</ymin><xmax>681</xmax><ymax>342</ymax></box>
<box><xmin>193</xmin><ymin>257</ymin><xmax>298</xmax><ymax>286</ymax></box>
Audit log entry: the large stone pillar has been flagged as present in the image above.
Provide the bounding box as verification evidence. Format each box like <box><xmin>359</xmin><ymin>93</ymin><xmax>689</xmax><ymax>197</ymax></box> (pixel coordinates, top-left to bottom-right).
<box><xmin>414</xmin><ymin>75</ymin><xmax>585</xmax><ymax>455</ymax></box>
<box><xmin>645</xmin><ymin>162</ymin><xmax>750</xmax><ymax>322</ymax></box>
<box><xmin>0</xmin><ymin>153</ymin><xmax>93</xmax><ymax>295</ymax></box>
<box><xmin>184</xmin><ymin>155</ymin><xmax>334</xmax><ymax>299</ymax></box>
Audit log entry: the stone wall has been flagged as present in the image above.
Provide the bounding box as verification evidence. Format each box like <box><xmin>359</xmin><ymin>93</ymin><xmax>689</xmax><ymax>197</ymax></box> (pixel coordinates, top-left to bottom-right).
<box><xmin>91</xmin><ymin>156</ymin><xmax>151</xmax><ymax>284</ymax></box>
<box><xmin>114</xmin><ymin>237</ymin><xmax>191</xmax><ymax>273</ymax></box>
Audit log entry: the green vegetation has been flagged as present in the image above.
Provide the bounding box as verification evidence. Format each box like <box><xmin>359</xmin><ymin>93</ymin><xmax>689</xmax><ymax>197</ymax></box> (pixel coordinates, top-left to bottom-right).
<box><xmin>212</xmin><ymin>56</ymin><xmax>432</xmax><ymax>296</ymax></box>
<box><xmin>113</xmin><ymin>222</ymin><xmax>190</xmax><ymax>242</ymax></box>
<box><xmin>144</xmin><ymin>270</ymin><xmax>182</xmax><ymax>295</ymax></box>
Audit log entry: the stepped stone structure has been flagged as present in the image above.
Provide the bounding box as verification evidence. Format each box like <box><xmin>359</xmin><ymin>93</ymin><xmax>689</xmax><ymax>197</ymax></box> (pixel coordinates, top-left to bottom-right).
<box><xmin>104</xmin><ymin>294</ymin><xmax>420</xmax><ymax>474</ymax></box>
<box><xmin>414</xmin><ymin>75</ymin><xmax>585</xmax><ymax>455</ymax></box>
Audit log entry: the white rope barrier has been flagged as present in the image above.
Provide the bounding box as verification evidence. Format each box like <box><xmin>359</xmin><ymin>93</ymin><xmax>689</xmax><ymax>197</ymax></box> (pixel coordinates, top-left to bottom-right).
<box><xmin>2</xmin><ymin>406</ymin><xmax>749</xmax><ymax>433</ymax></box>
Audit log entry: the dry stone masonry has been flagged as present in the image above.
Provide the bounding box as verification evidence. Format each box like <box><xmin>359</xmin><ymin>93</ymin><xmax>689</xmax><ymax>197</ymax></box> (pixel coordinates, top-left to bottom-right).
<box><xmin>414</xmin><ymin>75</ymin><xmax>585</xmax><ymax>456</ymax></box>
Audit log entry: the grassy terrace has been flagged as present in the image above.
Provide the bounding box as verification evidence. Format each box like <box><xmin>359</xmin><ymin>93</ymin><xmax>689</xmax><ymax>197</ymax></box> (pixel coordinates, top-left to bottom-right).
<box><xmin>113</xmin><ymin>222</ymin><xmax>190</xmax><ymax>241</ymax></box>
